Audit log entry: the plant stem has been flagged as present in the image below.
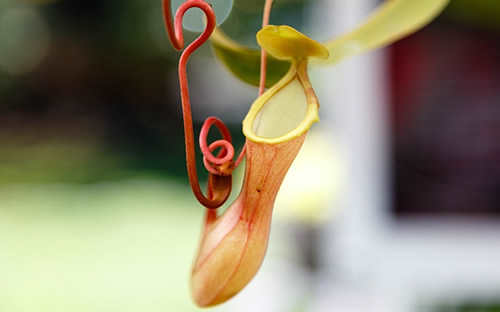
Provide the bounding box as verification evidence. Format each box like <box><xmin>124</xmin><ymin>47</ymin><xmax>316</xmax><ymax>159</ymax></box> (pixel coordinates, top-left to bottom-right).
<box><xmin>259</xmin><ymin>0</ymin><xmax>274</xmax><ymax>95</ymax></box>
<box><xmin>235</xmin><ymin>0</ymin><xmax>275</xmax><ymax>168</ymax></box>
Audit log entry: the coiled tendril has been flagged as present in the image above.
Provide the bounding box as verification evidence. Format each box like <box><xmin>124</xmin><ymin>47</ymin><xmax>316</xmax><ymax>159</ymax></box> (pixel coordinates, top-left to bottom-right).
<box><xmin>162</xmin><ymin>0</ymin><xmax>245</xmax><ymax>208</ymax></box>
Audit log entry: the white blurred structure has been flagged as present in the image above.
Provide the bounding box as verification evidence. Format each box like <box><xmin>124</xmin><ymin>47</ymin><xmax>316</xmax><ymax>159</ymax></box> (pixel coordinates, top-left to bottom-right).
<box><xmin>311</xmin><ymin>1</ymin><xmax>500</xmax><ymax>312</ymax></box>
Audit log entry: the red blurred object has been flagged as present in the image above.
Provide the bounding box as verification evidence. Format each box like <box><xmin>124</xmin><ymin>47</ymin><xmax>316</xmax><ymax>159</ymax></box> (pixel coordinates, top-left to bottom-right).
<box><xmin>390</xmin><ymin>23</ymin><xmax>500</xmax><ymax>217</ymax></box>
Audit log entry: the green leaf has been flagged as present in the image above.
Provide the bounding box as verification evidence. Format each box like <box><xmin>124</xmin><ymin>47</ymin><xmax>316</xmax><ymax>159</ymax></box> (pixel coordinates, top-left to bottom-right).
<box><xmin>210</xmin><ymin>28</ymin><xmax>290</xmax><ymax>88</ymax></box>
<box><xmin>210</xmin><ymin>0</ymin><xmax>450</xmax><ymax>85</ymax></box>
<box><xmin>318</xmin><ymin>0</ymin><xmax>450</xmax><ymax>65</ymax></box>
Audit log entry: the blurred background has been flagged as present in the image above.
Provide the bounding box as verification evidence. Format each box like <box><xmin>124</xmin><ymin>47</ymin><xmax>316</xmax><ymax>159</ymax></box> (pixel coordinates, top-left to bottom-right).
<box><xmin>1</xmin><ymin>0</ymin><xmax>499</xmax><ymax>311</ymax></box>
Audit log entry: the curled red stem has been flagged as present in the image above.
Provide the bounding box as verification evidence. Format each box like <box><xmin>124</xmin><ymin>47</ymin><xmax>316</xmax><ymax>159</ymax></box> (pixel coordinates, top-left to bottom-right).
<box><xmin>163</xmin><ymin>0</ymin><xmax>235</xmax><ymax>208</ymax></box>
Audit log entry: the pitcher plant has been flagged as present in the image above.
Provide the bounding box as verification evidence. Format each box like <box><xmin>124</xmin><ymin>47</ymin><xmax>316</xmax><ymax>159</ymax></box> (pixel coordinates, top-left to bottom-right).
<box><xmin>162</xmin><ymin>0</ymin><xmax>450</xmax><ymax>307</ymax></box>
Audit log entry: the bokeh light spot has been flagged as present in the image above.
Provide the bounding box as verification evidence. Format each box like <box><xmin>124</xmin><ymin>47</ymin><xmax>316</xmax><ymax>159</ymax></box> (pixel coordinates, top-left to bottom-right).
<box><xmin>171</xmin><ymin>0</ymin><xmax>233</xmax><ymax>32</ymax></box>
<box><xmin>0</xmin><ymin>7</ymin><xmax>50</xmax><ymax>75</ymax></box>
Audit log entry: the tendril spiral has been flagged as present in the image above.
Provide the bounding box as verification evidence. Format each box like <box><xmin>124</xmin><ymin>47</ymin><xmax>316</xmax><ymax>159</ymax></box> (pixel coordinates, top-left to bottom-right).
<box><xmin>162</xmin><ymin>0</ymin><xmax>242</xmax><ymax>208</ymax></box>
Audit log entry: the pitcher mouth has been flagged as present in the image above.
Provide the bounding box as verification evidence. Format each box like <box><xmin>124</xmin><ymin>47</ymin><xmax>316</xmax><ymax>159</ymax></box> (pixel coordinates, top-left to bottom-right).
<box><xmin>242</xmin><ymin>60</ymin><xmax>320</xmax><ymax>145</ymax></box>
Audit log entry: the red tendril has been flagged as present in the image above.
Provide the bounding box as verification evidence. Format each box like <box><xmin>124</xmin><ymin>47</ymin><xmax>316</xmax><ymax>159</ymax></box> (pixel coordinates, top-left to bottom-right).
<box><xmin>199</xmin><ymin>117</ymin><xmax>234</xmax><ymax>175</ymax></box>
<box><xmin>163</xmin><ymin>0</ymin><xmax>239</xmax><ymax>209</ymax></box>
